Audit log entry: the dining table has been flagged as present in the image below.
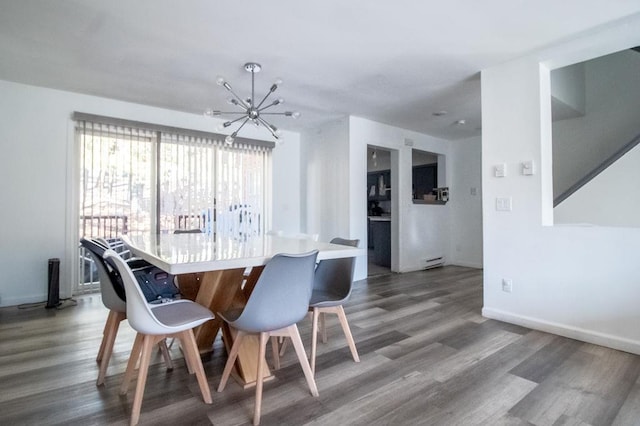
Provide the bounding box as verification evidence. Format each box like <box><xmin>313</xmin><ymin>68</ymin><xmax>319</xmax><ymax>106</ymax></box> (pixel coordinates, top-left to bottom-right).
<box><xmin>122</xmin><ymin>232</ymin><xmax>364</xmax><ymax>388</ymax></box>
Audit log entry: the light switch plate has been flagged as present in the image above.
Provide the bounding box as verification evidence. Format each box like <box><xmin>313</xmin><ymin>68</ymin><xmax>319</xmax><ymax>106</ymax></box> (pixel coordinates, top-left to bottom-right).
<box><xmin>522</xmin><ymin>160</ymin><xmax>535</xmax><ymax>175</ymax></box>
<box><xmin>494</xmin><ymin>163</ymin><xmax>506</xmax><ymax>177</ymax></box>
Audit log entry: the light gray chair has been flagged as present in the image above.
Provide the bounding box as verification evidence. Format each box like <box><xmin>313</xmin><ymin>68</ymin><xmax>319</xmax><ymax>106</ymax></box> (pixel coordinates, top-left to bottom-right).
<box><xmin>105</xmin><ymin>250</ymin><xmax>214</xmax><ymax>426</ymax></box>
<box><xmin>309</xmin><ymin>237</ymin><xmax>360</xmax><ymax>374</ymax></box>
<box><xmin>81</xmin><ymin>238</ymin><xmax>173</xmax><ymax>386</ymax></box>
<box><xmin>217</xmin><ymin>250</ymin><xmax>319</xmax><ymax>426</ymax></box>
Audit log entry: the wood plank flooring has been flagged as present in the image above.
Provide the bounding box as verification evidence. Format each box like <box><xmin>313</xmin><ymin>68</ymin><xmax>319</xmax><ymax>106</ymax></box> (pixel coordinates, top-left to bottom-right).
<box><xmin>1</xmin><ymin>266</ymin><xmax>639</xmax><ymax>425</ymax></box>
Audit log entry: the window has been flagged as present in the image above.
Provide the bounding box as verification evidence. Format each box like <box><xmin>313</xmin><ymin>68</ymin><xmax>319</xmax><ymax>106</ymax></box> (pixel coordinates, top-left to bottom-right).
<box><xmin>75</xmin><ymin>114</ymin><xmax>273</xmax><ymax>293</ymax></box>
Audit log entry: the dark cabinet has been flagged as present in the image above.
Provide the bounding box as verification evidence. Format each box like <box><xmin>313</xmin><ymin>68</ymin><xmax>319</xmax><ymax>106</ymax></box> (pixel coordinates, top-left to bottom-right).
<box><xmin>412</xmin><ymin>164</ymin><xmax>437</xmax><ymax>199</ymax></box>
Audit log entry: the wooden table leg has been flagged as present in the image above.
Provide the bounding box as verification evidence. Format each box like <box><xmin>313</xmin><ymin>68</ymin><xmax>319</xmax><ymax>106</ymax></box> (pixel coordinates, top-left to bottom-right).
<box><xmin>190</xmin><ymin>267</ymin><xmax>272</xmax><ymax>387</ymax></box>
<box><xmin>192</xmin><ymin>268</ymin><xmax>245</xmax><ymax>353</ymax></box>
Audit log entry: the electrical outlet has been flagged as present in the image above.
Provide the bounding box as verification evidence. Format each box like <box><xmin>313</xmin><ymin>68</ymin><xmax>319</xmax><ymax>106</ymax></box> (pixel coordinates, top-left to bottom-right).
<box><xmin>502</xmin><ymin>279</ymin><xmax>512</xmax><ymax>293</ymax></box>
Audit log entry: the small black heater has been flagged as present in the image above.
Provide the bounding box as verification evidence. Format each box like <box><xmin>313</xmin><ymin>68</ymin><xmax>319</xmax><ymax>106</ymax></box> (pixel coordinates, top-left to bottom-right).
<box><xmin>46</xmin><ymin>258</ymin><xmax>61</xmax><ymax>309</ymax></box>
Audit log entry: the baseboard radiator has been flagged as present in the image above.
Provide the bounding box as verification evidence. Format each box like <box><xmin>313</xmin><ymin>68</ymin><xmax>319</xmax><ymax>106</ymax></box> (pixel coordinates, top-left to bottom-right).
<box><xmin>425</xmin><ymin>256</ymin><xmax>444</xmax><ymax>270</ymax></box>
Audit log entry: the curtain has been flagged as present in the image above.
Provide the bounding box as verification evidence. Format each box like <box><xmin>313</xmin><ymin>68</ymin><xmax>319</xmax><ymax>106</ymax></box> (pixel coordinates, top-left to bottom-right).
<box><xmin>75</xmin><ymin>117</ymin><xmax>272</xmax><ymax>294</ymax></box>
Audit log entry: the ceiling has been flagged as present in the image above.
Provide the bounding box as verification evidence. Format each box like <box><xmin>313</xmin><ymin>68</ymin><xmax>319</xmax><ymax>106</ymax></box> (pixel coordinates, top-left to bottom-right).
<box><xmin>1</xmin><ymin>1</ymin><xmax>640</xmax><ymax>140</ymax></box>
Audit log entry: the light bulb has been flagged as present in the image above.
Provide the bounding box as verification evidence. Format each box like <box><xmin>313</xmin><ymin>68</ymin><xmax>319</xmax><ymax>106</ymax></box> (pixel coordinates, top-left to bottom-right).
<box><xmin>227</xmin><ymin>97</ymin><xmax>238</xmax><ymax>105</ymax></box>
<box><xmin>291</xmin><ymin>111</ymin><xmax>301</xmax><ymax>119</ymax></box>
<box><xmin>204</xmin><ymin>108</ymin><xmax>214</xmax><ymax>117</ymax></box>
<box><xmin>215</xmin><ymin>123</ymin><xmax>226</xmax><ymax>132</ymax></box>
<box><xmin>274</xmin><ymin>78</ymin><xmax>283</xmax><ymax>86</ymax></box>
<box><xmin>275</xmin><ymin>129</ymin><xmax>283</xmax><ymax>138</ymax></box>
<box><xmin>276</xmin><ymin>98</ymin><xmax>284</xmax><ymax>105</ymax></box>
<box><xmin>216</xmin><ymin>76</ymin><xmax>226</xmax><ymax>86</ymax></box>
<box><xmin>225</xmin><ymin>135</ymin><xmax>234</xmax><ymax>145</ymax></box>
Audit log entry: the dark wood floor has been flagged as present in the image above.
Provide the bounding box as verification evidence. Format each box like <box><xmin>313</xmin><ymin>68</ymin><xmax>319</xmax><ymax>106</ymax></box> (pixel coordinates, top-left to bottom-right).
<box><xmin>1</xmin><ymin>266</ymin><xmax>640</xmax><ymax>425</ymax></box>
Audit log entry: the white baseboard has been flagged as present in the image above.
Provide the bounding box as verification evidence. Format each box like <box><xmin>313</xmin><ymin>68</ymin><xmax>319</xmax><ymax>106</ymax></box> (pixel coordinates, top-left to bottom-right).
<box><xmin>0</xmin><ymin>293</ymin><xmax>48</xmax><ymax>308</ymax></box>
<box><xmin>482</xmin><ymin>307</ymin><xmax>640</xmax><ymax>356</ymax></box>
<box><xmin>450</xmin><ymin>260</ymin><xmax>483</xmax><ymax>269</ymax></box>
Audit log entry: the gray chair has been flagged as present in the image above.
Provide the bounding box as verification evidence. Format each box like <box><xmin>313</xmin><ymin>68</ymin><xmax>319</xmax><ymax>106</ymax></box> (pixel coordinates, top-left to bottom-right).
<box><xmin>309</xmin><ymin>237</ymin><xmax>360</xmax><ymax>374</ymax></box>
<box><xmin>80</xmin><ymin>238</ymin><xmax>173</xmax><ymax>386</ymax></box>
<box><xmin>105</xmin><ymin>250</ymin><xmax>214</xmax><ymax>426</ymax></box>
<box><xmin>217</xmin><ymin>251</ymin><xmax>319</xmax><ymax>426</ymax></box>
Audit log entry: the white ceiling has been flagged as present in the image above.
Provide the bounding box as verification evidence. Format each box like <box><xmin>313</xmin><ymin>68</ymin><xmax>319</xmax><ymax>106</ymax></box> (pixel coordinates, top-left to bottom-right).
<box><xmin>1</xmin><ymin>1</ymin><xmax>640</xmax><ymax>140</ymax></box>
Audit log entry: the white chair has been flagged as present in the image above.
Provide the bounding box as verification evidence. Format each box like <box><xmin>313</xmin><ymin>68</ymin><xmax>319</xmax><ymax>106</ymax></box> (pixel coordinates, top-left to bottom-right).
<box><xmin>81</xmin><ymin>238</ymin><xmax>173</xmax><ymax>386</ymax></box>
<box><xmin>105</xmin><ymin>250</ymin><xmax>214</xmax><ymax>426</ymax></box>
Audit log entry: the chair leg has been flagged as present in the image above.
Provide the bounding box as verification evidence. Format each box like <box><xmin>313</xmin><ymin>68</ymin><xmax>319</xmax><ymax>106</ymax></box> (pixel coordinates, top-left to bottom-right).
<box><xmin>179</xmin><ymin>330</ymin><xmax>212</xmax><ymax>404</ymax></box>
<box><xmin>130</xmin><ymin>334</ymin><xmax>155</xmax><ymax>426</ymax></box>
<box><xmin>96</xmin><ymin>310</ymin><xmax>125</xmax><ymax>386</ymax></box>
<box><xmin>321</xmin><ymin>312</ymin><xmax>327</xmax><ymax>343</ymax></box>
<box><xmin>96</xmin><ymin>313</ymin><xmax>110</xmax><ymax>363</ymax></box>
<box><xmin>311</xmin><ymin>307</ymin><xmax>320</xmax><ymax>375</ymax></box>
<box><xmin>254</xmin><ymin>332</ymin><xmax>268</xmax><ymax>425</ymax></box>
<box><xmin>287</xmin><ymin>325</ymin><xmax>319</xmax><ymax>397</ymax></box>
<box><xmin>335</xmin><ymin>305</ymin><xmax>359</xmax><ymax>363</ymax></box>
<box><xmin>218</xmin><ymin>330</ymin><xmax>245</xmax><ymax>392</ymax></box>
<box><xmin>278</xmin><ymin>337</ymin><xmax>289</xmax><ymax>357</ymax></box>
<box><xmin>120</xmin><ymin>333</ymin><xmax>144</xmax><ymax>395</ymax></box>
<box><xmin>158</xmin><ymin>339</ymin><xmax>173</xmax><ymax>370</ymax></box>
<box><xmin>270</xmin><ymin>336</ymin><xmax>280</xmax><ymax>370</ymax></box>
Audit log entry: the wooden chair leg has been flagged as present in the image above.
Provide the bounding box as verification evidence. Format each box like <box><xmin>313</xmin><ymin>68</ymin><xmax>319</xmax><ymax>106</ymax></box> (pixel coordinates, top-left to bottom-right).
<box><xmin>179</xmin><ymin>330</ymin><xmax>212</xmax><ymax>403</ymax></box>
<box><xmin>96</xmin><ymin>310</ymin><xmax>125</xmax><ymax>386</ymax></box>
<box><xmin>218</xmin><ymin>330</ymin><xmax>245</xmax><ymax>392</ymax></box>
<box><xmin>278</xmin><ymin>337</ymin><xmax>289</xmax><ymax>357</ymax></box>
<box><xmin>321</xmin><ymin>312</ymin><xmax>327</xmax><ymax>343</ymax></box>
<box><xmin>335</xmin><ymin>305</ymin><xmax>360</xmax><ymax>363</ymax></box>
<box><xmin>158</xmin><ymin>339</ymin><xmax>174</xmax><ymax>370</ymax></box>
<box><xmin>96</xmin><ymin>313</ymin><xmax>110</xmax><ymax>362</ymax></box>
<box><xmin>287</xmin><ymin>325</ymin><xmax>319</xmax><ymax>397</ymax></box>
<box><xmin>130</xmin><ymin>335</ymin><xmax>155</xmax><ymax>426</ymax></box>
<box><xmin>254</xmin><ymin>332</ymin><xmax>268</xmax><ymax>426</ymax></box>
<box><xmin>311</xmin><ymin>308</ymin><xmax>320</xmax><ymax>375</ymax></box>
<box><xmin>120</xmin><ymin>333</ymin><xmax>144</xmax><ymax>395</ymax></box>
<box><xmin>270</xmin><ymin>336</ymin><xmax>280</xmax><ymax>370</ymax></box>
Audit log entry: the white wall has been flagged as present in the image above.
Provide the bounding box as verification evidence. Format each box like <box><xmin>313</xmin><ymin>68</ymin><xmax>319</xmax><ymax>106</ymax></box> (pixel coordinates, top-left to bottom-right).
<box><xmin>0</xmin><ymin>79</ymin><xmax>301</xmax><ymax>307</ymax></box>
<box><xmin>450</xmin><ymin>136</ymin><xmax>483</xmax><ymax>268</ymax></box>
<box><xmin>554</xmin><ymin>142</ymin><xmax>640</xmax><ymax>227</ymax></box>
<box><xmin>303</xmin><ymin>119</ymin><xmax>351</xmax><ymax>240</ymax></box>
<box><xmin>348</xmin><ymin>116</ymin><xmax>455</xmax><ymax>276</ymax></box>
<box><xmin>481</xmin><ymin>14</ymin><xmax>640</xmax><ymax>354</ymax></box>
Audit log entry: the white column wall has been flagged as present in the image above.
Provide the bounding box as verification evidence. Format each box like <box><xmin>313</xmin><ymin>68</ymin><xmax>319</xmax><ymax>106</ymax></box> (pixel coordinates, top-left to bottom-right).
<box><xmin>348</xmin><ymin>116</ymin><xmax>454</xmax><ymax>276</ymax></box>
<box><xmin>0</xmin><ymin>80</ymin><xmax>301</xmax><ymax>306</ymax></box>
<box><xmin>450</xmin><ymin>135</ymin><xmax>483</xmax><ymax>268</ymax></box>
<box><xmin>481</xmin><ymin>15</ymin><xmax>640</xmax><ymax>354</ymax></box>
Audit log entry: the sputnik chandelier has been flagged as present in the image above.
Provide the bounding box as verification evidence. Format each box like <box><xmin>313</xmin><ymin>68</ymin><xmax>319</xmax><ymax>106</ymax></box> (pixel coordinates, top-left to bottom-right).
<box><xmin>205</xmin><ymin>62</ymin><xmax>300</xmax><ymax>145</ymax></box>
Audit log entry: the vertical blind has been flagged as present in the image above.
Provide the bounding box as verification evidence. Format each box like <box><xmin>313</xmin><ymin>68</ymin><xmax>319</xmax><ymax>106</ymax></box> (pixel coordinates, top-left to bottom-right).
<box><xmin>75</xmin><ymin>115</ymin><xmax>273</xmax><ymax>294</ymax></box>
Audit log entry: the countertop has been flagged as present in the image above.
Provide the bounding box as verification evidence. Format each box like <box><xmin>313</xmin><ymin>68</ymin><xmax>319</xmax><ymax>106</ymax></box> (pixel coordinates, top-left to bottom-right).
<box><xmin>368</xmin><ymin>216</ymin><xmax>391</xmax><ymax>222</ymax></box>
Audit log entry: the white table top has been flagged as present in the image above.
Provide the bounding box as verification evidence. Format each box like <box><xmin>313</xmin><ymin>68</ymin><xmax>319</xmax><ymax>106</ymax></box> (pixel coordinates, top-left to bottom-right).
<box><xmin>123</xmin><ymin>233</ymin><xmax>365</xmax><ymax>275</ymax></box>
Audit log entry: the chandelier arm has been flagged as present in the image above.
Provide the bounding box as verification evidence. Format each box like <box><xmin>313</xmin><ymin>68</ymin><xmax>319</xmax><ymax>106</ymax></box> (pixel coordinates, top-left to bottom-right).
<box><xmin>258</xmin><ymin>101</ymin><xmax>280</xmax><ymax>112</ymax></box>
<box><xmin>235</xmin><ymin>117</ymin><xmax>251</xmax><ymax>134</ymax></box>
<box><xmin>259</xmin><ymin>112</ymin><xmax>293</xmax><ymax>115</ymax></box>
<box><xmin>225</xmin><ymin>115</ymin><xmax>250</xmax><ymax>126</ymax></box>
<box><xmin>215</xmin><ymin>111</ymin><xmax>249</xmax><ymax>115</ymax></box>
<box><xmin>224</xmin><ymin>84</ymin><xmax>251</xmax><ymax>109</ymax></box>
<box><xmin>255</xmin><ymin>87</ymin><xmax>276</xmax><ymax>110</ymax></box>
<box><xmin>257</xmin><ymin>117</ymin><xmax>279</xmax><ymax>139</ymax></box>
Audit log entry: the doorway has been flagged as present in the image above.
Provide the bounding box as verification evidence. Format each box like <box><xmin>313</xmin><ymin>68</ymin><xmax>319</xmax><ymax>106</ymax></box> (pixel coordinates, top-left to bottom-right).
<box><xmin>366</xmin><ymin>146</ymin><xmax>392</xmax><ymax>277</ymax></box>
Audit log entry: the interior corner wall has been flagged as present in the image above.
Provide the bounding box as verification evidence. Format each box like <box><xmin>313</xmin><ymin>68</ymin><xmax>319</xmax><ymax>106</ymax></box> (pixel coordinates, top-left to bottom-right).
<box><xmin>481</xmin><ymin>16</ymin><xmax>640</xmax><ymax>354</ymax></box>
<box><xmin>449</xmin><ymin>135</ymin><xmax>483</xmax><ymax>268</ymax></box>
<box><xmin>0</xmin><ymin>79</ymin><xmax>301</xmax><ymax>307</ymax></box>
<box><xmin>302</xmin><ymin>119</ymin><xmax>351</xmax><ymax>241</ymax></box>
